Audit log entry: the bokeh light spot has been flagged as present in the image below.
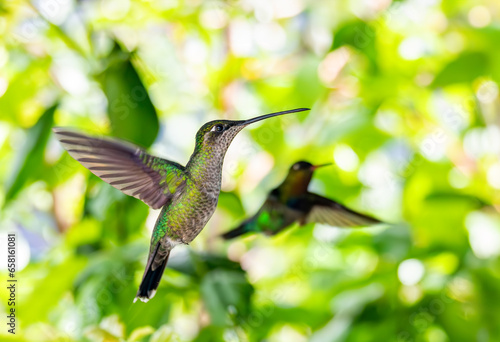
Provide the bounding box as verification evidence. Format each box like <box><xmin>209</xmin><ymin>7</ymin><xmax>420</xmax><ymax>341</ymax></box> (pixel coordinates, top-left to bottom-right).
<box><xmin>466</xmin><ymin>212</ymin><xmax>500</xmax><ymax>259</ymax></box>
<box><xmin>0</xmin><ymin>77</ymin><xmax>8</xmax><ymax>98</ymax></box>
<box><xmin>476</xmin><ymin>80</ymin><xmax>499</xmax><ymax>104</ymax></box>
<box><xmin>398</xmin><ymin>259</ymin><xmax>425</xmax><ymax>286</ymax></box>
<box><xmin>333</xmin><ymin>144</ymin><xmax>359</xmax><ymax>172</ymax></box>
<box><xmin>468</xmin><ymin>6</ymin><xmax>491</xmax><ymax>28</ymax></box>
<box><xmin>254</xmin><ymin>22</ymin><xmax>287</xmax><ymax>52</ymax></box>
<box><xmin>398</xmin><ymin>37</ymin><xmax>427</xmax><ymax>60</ymax></box>
<box><xmin>487</xmin><ymin>163</ymin><xmax>500</xmax><ymax>189</ymax></box>
<box><xmin>448</xmin><ymin>167</ymin><xmax>469</xmax><ymax>189</ymax></box>
<box><xmin>318</xmin><ymin>48</ymin><xmax>350</xmax><ymax>86</ymax></box>
<box><xmin>200</xmin><ymin>8</ymin><xmax>228</xmax><ymax>29</ymax></box>
<box><xmin>100</xmin><ymin>0</ymin><xmax>131</xmax><ymax>20</ymax></box>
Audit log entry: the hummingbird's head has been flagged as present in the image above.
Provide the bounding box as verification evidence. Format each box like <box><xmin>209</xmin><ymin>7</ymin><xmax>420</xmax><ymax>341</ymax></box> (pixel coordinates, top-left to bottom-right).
<box><xmin>194</xmin><ymin>108</ymin><xmax>310</xmax><ymax>152</ymax></box>
<box><xmin>290</xmin><ymin>161</ymin><xmax>332</xmax><ymax>173</ymax></box>
<box><xmin>288</xmin><ymin>160</ymin><xmax>331</xmax><ymax>182</ymax></box>
<box><xmin>282</xmin><ymin>161</ymin><xmax>331</xmax><ymax>195</ymax></box>
<box><xmin>291</xmin><ymin>161</ymin><xmax>315</xmax><ymax>172</ymax></box>
<box><xmin>195</xmin><ymin>120</ymin><xmax>246</xmax><ymax>152</ymax></box>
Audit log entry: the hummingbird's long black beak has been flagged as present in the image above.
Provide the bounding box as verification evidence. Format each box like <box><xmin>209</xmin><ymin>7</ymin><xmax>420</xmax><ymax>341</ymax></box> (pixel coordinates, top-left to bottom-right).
<box><xmin>238</xmin><ymin>108</ymin><xmax>310</xmax><ymax>126</ymax></box>
<box><xmin>311</xmin><ymin>163</ymin><xmax>332</xmax><ymax>170</ymax></box>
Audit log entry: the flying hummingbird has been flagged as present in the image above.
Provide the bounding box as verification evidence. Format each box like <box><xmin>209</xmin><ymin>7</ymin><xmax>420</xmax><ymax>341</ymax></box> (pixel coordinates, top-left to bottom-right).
<box><xmin>221</xmin><ymin>161</ymin><xmax>381</xmax><ymax>239</ymax></box>
<box><xmin>53</xmin><ymin>108</ymin><xmax>309</xmax><ymax>302</ymax></box>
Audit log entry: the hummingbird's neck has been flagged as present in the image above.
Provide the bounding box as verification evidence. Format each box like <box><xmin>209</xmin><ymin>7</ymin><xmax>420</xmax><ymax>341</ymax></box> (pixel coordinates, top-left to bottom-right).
<box><xmin>279</xmin><ymin>172</ymin><xmax>312</xmax><ymax>198</ymax></box>
<box><xmin>186</xmin><ymin>146</ymin><xmax>225</xmax><ymax>188</ymax></box>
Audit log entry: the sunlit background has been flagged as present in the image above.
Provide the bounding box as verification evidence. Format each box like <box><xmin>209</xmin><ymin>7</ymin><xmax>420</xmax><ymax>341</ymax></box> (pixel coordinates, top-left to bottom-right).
<box><xmin>1</xmin><ymin>0</ymin><xmax>500</xmax><ymax>341</ymax></box>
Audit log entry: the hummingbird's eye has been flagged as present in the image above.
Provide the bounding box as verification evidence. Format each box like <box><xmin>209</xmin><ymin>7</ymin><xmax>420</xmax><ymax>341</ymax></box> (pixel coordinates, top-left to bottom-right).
<box><xmin>211</xmin><ymin>124</ymin><xmax>224</xmax><ymax>132</ymax></box>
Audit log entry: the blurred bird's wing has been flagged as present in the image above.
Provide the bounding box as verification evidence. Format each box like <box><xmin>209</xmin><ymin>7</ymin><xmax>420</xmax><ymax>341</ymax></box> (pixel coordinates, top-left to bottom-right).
<box><xmin>54</xmin><ymin>128</ymin><xmax>187</xmax><ymax>209</ymax></box>
<box><xmin>305</xmin><ymin>193</ymin><xmax>381</xmax><ymax>227</ymax></box>
<box><xmin>221</xmin><ymin>193</ymin><xmax>301</xmax><ymax>239</ymax></box>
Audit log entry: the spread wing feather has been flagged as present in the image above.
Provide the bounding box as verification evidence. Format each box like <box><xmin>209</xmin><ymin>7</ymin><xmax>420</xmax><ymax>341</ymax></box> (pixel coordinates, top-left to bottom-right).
<box><xmin>306</xmin><ymin>193</ymin><xmax>381</xmax><ymax>228</ymax></box>
<box><xmin>53</xmin><ymin>128</ymin><xmax>186</xmax><ymax>209</ymax></box>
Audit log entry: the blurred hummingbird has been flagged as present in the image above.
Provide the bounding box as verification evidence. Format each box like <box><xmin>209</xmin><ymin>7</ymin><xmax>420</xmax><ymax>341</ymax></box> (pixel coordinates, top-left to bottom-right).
<box><xmin>221</xmin><ymin>161</ymin><xmax>381</xmax><ymax>239</ymax></box>
<box><xmin>53</xmin><ymin>108</ymin><xmax>308</xmax><ymax>302</ymax></box>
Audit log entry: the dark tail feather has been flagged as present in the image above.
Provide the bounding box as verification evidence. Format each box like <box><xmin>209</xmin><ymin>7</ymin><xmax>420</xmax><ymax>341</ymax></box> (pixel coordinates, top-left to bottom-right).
<box><xmin>221</xmin><ymin>224</ymin><xmax>250</xmax><ymax>240</ymax></box>
<box><xmin>134</xmin><ymin>244</ymin><xmax>170</xmax><ymax>303</ymax></box>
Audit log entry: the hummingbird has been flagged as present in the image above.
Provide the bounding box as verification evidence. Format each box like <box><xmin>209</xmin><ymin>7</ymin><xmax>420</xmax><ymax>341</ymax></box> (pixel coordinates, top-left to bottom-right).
<box><xmin>221</xmin><ymin>161</ymin><xmax>381</xmax><ymax>239</ymax></box>
<box><xmin>53</xmin><ymin>108</ymin><xmax>309</xmax><ymax>302</ymax></box>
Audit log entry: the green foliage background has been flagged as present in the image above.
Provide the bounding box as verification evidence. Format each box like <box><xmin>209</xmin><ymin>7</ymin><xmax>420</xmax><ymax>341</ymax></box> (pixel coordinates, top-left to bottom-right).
<box><xmin>1</xmin><ymin>0</ymin><xmax>500</xmax><ymax>341</ymax></box>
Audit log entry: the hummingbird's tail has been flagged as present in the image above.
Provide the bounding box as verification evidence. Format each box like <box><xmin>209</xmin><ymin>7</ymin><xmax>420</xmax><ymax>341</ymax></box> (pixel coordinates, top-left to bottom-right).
<box><xmin>221</xmin><ymin>223</ymin><xmax>251</xmax><ymax>240</ymax></box>
<box><xmin>134</xmin><ymin>243</ymin><xmax>170</xmax><ymax>303</ymax></box>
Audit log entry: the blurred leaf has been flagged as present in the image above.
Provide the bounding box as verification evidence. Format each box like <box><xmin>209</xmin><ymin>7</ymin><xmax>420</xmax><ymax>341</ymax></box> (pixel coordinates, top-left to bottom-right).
<box><xmin>4</xmin><ymin>104</ymin><xmax>56</xmax><ymax>202</ymax></box>
<box><xmin>432</xmin><ymin>52</ymin><xmax>489</xmax><ymax>87</ymax></box>
<box><xmin>127</xmin><ymin>326</ymin><xmax>155</xmax><ymax>342</ymax></box>
<box><xmin>45</xmin><ymin>152</ymin><xmax>82</xmax><ymax>187</ymax></box>
<box><xmin>84</xmin><ymin>179</ymin><xmax>124</xmax><ymax>220</ymax></box>
<box><xmin>0</xmin><ymin>57</ymin><xmax>50</xmax><ymax>124</ymax></box>
<box><xmin>168</xmin><ymin>251</ymin><xmax>244</xmax><ymax>278</ymax></box>
<box><xmin>74</xmin><ymin>242</ymin><xmax>145</xmax><ymax>291</ymax></box>
<box><xmin>292</xmin><ymin>56</ymin><xmax>325</xmax><ymax>107</ymax></box>
<box><xmin>193</xmin><ymin>326</ymin><xmax>224</xmax><ymax>342</ymax></box>
<box><xmin>425</xmin><ymin>192</ymin><xmax>487</xmax><ymax>208</ymax></box>
<box><xmin>332</xmin><ymin>21</ymin><xmax>377</xmax><ymax>71</ymax></box>
<box><xmin>84</xmin><ymin>315</ymin><xmax>125</xmax><ymax>342</ymax></box>
<box><xmin>150</xmin><ymin>325</ymin><xmax>179</xmax><ymax>342</ymax></box>
<box><xmin>200</xmin><ymin>269</ymin><xmax>254</xmax><ymax>326</ymax></box>
<box><xmin>21</xmin><ymin>256</ymin><xmax>87</xmax><ymax>324</ymax></box>
<box><xmin>99</xmin><ymin>44</ymin><xmax>159</xmax><ymax>148</ymax></box>
<box><xmin>218</xmin><ymin>191</ymin><xmax>245</xmax><ymax>218</ymax></box>
<box><xmin>84</xmin><ymin>327</ymin><xmax>121</xmax><ymax>342</ymax></box>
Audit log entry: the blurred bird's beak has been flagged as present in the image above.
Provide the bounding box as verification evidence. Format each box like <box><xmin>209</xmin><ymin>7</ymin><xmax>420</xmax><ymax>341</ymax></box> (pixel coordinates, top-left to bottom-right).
<box><xmin>311</xmin><ymin>163</ymin><xmax>332</xmax><ymax>170</ymax></box>
<box><xmin>238</xmin><ymin>108</ymin><xmax>310</xmax><ymax>126</ymax></box>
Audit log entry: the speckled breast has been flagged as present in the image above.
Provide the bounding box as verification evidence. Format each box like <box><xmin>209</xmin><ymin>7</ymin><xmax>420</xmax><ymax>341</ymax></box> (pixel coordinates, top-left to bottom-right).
<box><xmin>166</xmin><ymin>182</ymin><xmax>219</xmax><ymax>244</ymax></box>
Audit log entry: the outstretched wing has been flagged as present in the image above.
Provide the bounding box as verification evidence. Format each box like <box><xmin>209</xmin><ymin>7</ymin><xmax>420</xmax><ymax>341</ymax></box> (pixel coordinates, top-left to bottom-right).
<box><xmin>305</xmin><ymin>193</ymin><xmax>381</xmax><ymax>227</ymax></box>
<box><xmin>221</xmin><ymin>193</ymin><xmax>302</xmax><ymax>239</ymax></box>
<box><xmin>53</xmin><ymin>128</ymin><xmax>186</xmax><ymax>209</ymax></box>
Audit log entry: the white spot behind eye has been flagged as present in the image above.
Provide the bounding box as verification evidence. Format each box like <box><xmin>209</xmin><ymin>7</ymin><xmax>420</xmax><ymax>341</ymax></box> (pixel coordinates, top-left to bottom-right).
<box><xmin>210</xmin><ymin>125</ymin><xmax>224</xmax><ymax>132</ymax></box>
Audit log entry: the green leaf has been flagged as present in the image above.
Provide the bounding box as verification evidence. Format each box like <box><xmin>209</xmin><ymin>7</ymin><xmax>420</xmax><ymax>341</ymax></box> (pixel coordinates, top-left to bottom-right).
<box><xmin>425</xmin><ymin>192</ymin><xmax>487</xmax><ymax>208</ymax></box>
<box><xmin>4</xmin><ymin>104</ymin><xmax>56</xmax><ymax>202</ymax></box>
<box><xmin>127</xmin><ymin>326</ymin><xmax>155</xmax><ymax>342</ymax></box>
<box><xmin>218</xmin><ymin>191</ymin><xmax>245</xmax><ymax>217</ymax></box>
<box><xmin>432</xmin><ymin>52</ymin><xmax>489</xmax><ymax>87</ymax></box>
<box><xmin>200</xmin><ymin>269</ymin><xmax>254</xmax><ymax>326</ymax></box>
<box><xmin>150</xmin><ymin>325</ymin><xmax>178</xmax><ymax>342</ymax></box>
<box><xmin>85</xmin><ymin>315</ymin><xmax>125</xmax><ymax>341</ymax></box>
<box><xmin>100</xmin><ymin>44</ymin><xmax>159</xmax><ymax>148</ymax></box>
<box><xmin>168</xmin><ymin>251</ymin><xmax>244</xmax><ymax>278</ymax></box>
<box><xmin>21</xmin><ymin>256</ymin><xmax>87</xmax><ymax>325</ymax></box>
<box><xmin>332</xmin><ymin>20</ymin><xmax>378</xmax><ymax>71</ymax></box>
<box><xmin>0</xmin><ymin>57</ymin><xmax>51</xmax><ymax>125</ymax></box>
